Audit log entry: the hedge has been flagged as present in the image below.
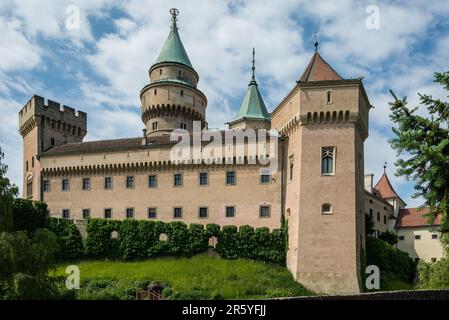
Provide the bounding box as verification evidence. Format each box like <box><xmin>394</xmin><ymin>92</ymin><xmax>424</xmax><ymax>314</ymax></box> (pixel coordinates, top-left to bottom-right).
<box><xmin>84</xmin><ymin>219</ymin><xmax>287</xmax><ymax>265</ymax></box>
<box><xmin>366</xmin><ymin>237</ymin><xmax>416</xmax><ymax>286</ymax></box>
<box><xmin>48</xmin><ymin>218</ymin><xmax>83</xmax><ymax>262</ymax></box>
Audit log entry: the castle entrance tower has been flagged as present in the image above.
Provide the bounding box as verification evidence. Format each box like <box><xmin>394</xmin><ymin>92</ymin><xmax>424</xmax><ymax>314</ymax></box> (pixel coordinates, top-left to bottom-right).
<box><xmin>140</xmin><ymin>8</ymin><xmax>207</xmax><ymax>137</ymax></box>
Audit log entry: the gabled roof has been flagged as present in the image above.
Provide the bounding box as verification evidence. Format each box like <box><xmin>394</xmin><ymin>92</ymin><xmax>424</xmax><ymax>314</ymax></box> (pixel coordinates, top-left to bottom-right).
<box><xmin>396</xmin><ymin>207</ymin><xmax>441</xmax><ymax>228</ymax></box>
<box><xmin>155</xmin><ymin>20</ymin><xmax>193</xmax><ymax>69</ymax></box>
<box><xmin>299</xmin><ymin>51</ymin><xmax>342</xmax><ymax>82</ymax></box>
<box><xmin>373</xmin><ymin>172</ymin><xmax>401</xmax><ymax>199</ymax></box>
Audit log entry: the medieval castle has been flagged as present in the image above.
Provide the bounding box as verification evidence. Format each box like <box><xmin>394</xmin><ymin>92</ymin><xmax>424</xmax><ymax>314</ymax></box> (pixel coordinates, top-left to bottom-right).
<box><xmin>18</xmin><ymin>9</ymin><xmax>443</xmax><ymax>294</ymax></box>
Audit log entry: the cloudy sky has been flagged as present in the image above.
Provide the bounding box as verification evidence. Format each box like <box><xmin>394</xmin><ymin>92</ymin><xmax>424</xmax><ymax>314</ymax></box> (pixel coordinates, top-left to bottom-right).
<box><xmin>1</xmin><ymin>0</ymin><xmax>448</xmax><ymax>205</ymax></box>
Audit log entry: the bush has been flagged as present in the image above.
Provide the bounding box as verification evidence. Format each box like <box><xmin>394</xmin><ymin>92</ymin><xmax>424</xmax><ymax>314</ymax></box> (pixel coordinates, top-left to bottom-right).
<box><xmin>48</xmin><ymin>218</ymin><xmax>83</xmax><ymax>261</ymax></box>
<box><xmin>11</xmin><ymin>199</ymin><xmax>49</xmax><ymax>233</ymax></box>
<box><xmin>366</xmin><ymin>237</ymin><xmax>416</xmax><ymax>289</ymax></box>
<box><xmin>417</xmin><ymin>258</ymin><xmax>449</xmax><ymax>289</ymax></box>
<box><xmin>216</xmin><ymin>225</ymin><xmax>239</xmax><ymax>259</ymax></box>
<box><xmin>85</xmin><ymin>219</ymin><xmax>122</xmax><ymax>259</ymax></box>
<box><xmin>378</xmin><ymin>231</ymin><xmax>398</xmax><ymax>246</ymax></box>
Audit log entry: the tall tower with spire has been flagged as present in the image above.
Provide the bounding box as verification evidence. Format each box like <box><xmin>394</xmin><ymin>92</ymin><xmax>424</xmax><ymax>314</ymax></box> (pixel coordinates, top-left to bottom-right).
<box><xmin>229</xmin><ymin>48</ymin><xmax>271</xmax><ymax>130</ymax></box>
<box><xmin>140</xmin><ymin>8</ymin><xmax>207</xmax><ymax>136</ymax></box>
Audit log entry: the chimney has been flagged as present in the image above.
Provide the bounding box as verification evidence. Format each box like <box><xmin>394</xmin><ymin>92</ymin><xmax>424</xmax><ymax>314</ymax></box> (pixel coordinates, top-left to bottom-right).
<box><xmin>364</xmin><ymin>174</ymin><xmax>374</xmax><ymax>193</ymax></box>
<box><xmin>142</xmin><ymin>128</ymin><xmax>147</xmax><ymax>146</ymax></box>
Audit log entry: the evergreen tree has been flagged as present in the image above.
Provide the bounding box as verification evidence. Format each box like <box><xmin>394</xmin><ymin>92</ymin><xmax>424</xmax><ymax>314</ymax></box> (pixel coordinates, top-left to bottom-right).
<box><xmin>389</xmin><ymin>71</ymin><xmax>449</xmax><ymax>245</ymax></box>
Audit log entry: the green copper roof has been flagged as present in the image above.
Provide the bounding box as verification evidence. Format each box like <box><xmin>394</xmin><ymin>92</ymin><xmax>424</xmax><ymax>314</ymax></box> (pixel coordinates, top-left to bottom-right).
<box><xmin>233</xmin><ymin>49</ymin><xmax>270</xmax><ymax>122</ymax></box>
<box><xmin>155</xmin><ymin>20</ymin><xmax>193</xmax><ymax>69</ymax></box>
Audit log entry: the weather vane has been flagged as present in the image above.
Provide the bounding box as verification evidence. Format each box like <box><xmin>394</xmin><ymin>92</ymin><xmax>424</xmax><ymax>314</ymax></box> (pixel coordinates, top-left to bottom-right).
<box><xmin>313</xmin><ymin>32</ymin><xmax>319</xmax><ymax>52</ymax></box>
<box><xmin>251</xmin><ymin>48</ymin><xmax>256</xmax><ymax>80</ymax></box>
<box><xmin>170</xmin><ymin>8</ymin><xmax>179</xmax><ymax>23</ymax></box>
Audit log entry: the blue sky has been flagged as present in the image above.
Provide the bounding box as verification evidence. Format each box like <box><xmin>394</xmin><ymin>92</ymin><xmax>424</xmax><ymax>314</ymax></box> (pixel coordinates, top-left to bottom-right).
<box><xmin>1</xmin><ymin>0</ymin><xmax>448</xmax><ymax>206</ymax></box>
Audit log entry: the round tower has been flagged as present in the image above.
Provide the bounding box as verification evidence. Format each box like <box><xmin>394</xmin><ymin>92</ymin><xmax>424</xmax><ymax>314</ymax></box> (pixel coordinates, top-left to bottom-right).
<box><xmin>140</xmin><ymin>8</ymin><xmax>207</xmax><ymax>137</ymax></box>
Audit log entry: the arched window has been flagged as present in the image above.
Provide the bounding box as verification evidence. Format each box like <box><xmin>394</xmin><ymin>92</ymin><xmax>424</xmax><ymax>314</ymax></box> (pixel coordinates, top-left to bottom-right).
<box><xmin>321</xmin><ymin>146</ymin><xmax>335</xmax><ymax>175</ymax></box>
<box><xmin>322</xmin><ymin>203</ymin><xmax>332</xmax><ymax>215</ymax></box>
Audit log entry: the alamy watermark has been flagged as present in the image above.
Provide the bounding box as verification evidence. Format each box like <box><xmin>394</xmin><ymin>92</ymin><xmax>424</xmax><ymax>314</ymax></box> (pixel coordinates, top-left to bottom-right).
<box><xmin>65</xmin><ymin>265</ymin><xmax>80</xmax><ymax>290</ymax></box>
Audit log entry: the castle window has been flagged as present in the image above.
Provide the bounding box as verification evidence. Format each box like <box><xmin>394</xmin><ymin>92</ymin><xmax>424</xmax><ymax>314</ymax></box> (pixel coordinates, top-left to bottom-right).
<box><xmin>415</xmin><ymin>235</ymin><xmax>421</xmax><ymax>240</ymax></box>
<box><xmin>432</xmin><ymin>234</ymin><xmax>438</xmax><ymax>239</ymax></box>
<box><xmin>82</xmin><ymin>209</ymin><xmax>90</xmax><ymax>219</ymax></box>
<box><xmin>369</xmin><ymin>209</ymin><xmax>373</xmax><ymax>218</ymax></box>
<box><xmin>226</xmin><ymin>171</ymin><xmax>236</xmax><ymax>185</ymax></box>
<box><xmin>288</xmin><ymin>155</ymin><xmax>294</xmax><ymax>181</ymax></box>
<box><xmin>399</xmin><ymin>235</ymin><xmax>405</xmax><ymax>241</ymax></box>
<box><xmin>259</xmin><ymin>205</ymin><xmax>271</xmax><ymax>218</ymax></box>
<box><xmin>180</xmin><ymin>90</ymin><xmax>184</xmax><ymax>96</ymax></box>
<box><xmin>321</xmin><ymin>203</ymin><xmax>333</xmax><ymax>215</ymax></box>
<box><xmin>180</xmin><ymin>122</ymin><xmax>187</xmax><ymax>130</ymax></box>
<box><xmin>26</xmin><ymin>161</ymin><xmax>28</xmax><ymax>171</ymax></box>
<box><xmin>173</xmin><ymin>207</ymin><xmax>182</xmax><ymax>219</ymax></box>
<box><xmin>62</xmin><ymin>209</ymin><xmax>70</xmax><ymax>219</ymax></box>
<box><xmin>431</xmin><ymin>258</ymin><xmax>437</xmax><ymax>263</ymax></box>
<box><xmin>321</xmin><ymin>147</ymin><xmax>335</xmax><ymax>175</ymax></box>
<box><xmin>377</xmin><ymin>212</ymin><xmax>380</xmax><ymax>222</ymax></box>
<box><xmin>383</xmin><ymin>215</ymin><xmax>387</xmax><ymax>225</ymax></box>
<box><xmin>199</xmin><ymin>172</ymin><xmax>208</xmax><ymax>186</ymax></box>
<box><xmin>148</xmin><ymin>207</ymin><xmax>157</xmax><ymax>219</ymax></box>
<box><xmin>260</xmin><ymin>174</ymin><xmax>271</xmax><ymax>184</ymax></box>
<box><xmin>154</xmin><ymin>89</ymin><xmax>157</xmax><ymax>95</ymax></box>
<box><xmin>174</xmin><ymin>173</ymin><xmax>183</xmax><ymax>187</ymax></box>
<box><xmin>26</xmin><ymin>181</ymin><xmax>33</xmax><ymax>199</ymax></box>
<box><xmin>104</xmin><ymin>177</ymin><xmax>113</xmax><ymax>190</ymax></box>
<box><xmin>43</xmin><ymin>180</ymin><xmax>50</xmax><ymax>192</ymax></box>
<box><xmin>126</xmin><ymin>176</ymin><xmax>135</xmax><ymax>189</ymax></box>
<box><xmin>326</xmin><ymin>90</ymin><xmax>332</xmax><ymax>104</ymax></box>
<box><xmin>126</xmin><ymin>208</ymin><xmax>134</xmax><ymax>219</ymax></box>
<box><xmin>148</xmin><ymin>175</ymin><xmax>157</xmax><ymax>188</ymax></box>
<box><xmin>159</xmin><ymin>69</ymin><xmax>162</xmax><ymax>75</ymax></box>
<box><xmin>51</xmin><ymin>138</ymin><xmax>55</xmax><ymax>146</ymax></box>
<box><xmin>199</xmin><ymin>207</ymin><xmax>208</xmax><ymax>219</ymax></box>
<box><xmin>62</xmin><ymin>179</ymin><xmax>70</xmax><ymax>191</ymax></box>
<box><xmin>31</xmin><ymin>156</ymin><xmax>34</xmax><ymax>168</ymax></box>
<box><xmin>225</xmin><ymin>206</ymin><xmax>235</xmax><ymax>218</ymax></box>
<box><xmin>178</xmin><ymin>70</ymin><xmax>182</xmax><ymax>76</ymax></box>
<box><xmin>82</xmin><ymin>178</ymin><xmax>90</xmax><ymax>191</ymax></box>
<box><xmin>104</xmin><ymin>208</ymin><xmax>112</xmax><ymax>219</ymax></box>
<box><xmin>152</xmin><ymin>122</ymin><xmax>158</xmax><ymax>130</ymax></box>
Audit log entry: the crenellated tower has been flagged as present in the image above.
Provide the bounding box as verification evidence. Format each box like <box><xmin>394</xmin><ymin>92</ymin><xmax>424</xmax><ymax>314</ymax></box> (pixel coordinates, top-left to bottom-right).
<box><xmin>18</xmin><ymin>95</ymin><xmax>87</xmax><ymax>199</ymax></box>
<box><xmin>140</xmin><ymin>8</ymin><xmax>207</xmax><ymax>136</ymax></box>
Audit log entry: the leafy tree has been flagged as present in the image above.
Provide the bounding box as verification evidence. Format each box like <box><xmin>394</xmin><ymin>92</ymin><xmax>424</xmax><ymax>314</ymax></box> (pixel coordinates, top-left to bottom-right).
<box><xmin>389</xmin><ymin>71</ymin><xmax>449</xmax><ymax>240</ymax></box>
<box><xmin>0</xmin><ymin>147</ymin><xmax>18</xmax><ymax>232</ymax></box>
<box><xmin>365</xmin><ymin>213</ymin><xmax>375</xmax><ymax>236</ymax></box>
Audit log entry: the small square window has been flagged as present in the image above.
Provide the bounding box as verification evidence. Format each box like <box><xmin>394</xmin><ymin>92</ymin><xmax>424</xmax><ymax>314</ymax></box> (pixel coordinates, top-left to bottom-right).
<box><xmin>104</xmin><ymin>177</ymin><xmax>113</xmax><ymax>189</ymax></box>
<box><xmin>82</xmin><ymin>209</ymin><xmax>90</xmax><ymax>219</ymax></box>
<box><xmin>431</xmin><ymin>258</ymin><xmax>437</xmax><ymax>263</ymax></box>
<box><xmin>174</xmin><ymin>173</ymin><xmax>183</xmax><ymax>187</ymax></box>
<box><xmin>260</xmin><ymin>205</ymin><xmax>271</xmax><ymax>218</ymax></box>
<box><xmin>148</xmin><ymin>207</ymin><xmax>157</xmax><ymax>219</ymax></box>
<box><xmin>148</xmin><ymin>175</ymin><xmax>157</xmax><ymax>188</ymax></box>
<box><xmin>199</xmin><ymin>207</ymin><xmax>208</xmax><ymax>219</ymax></box>
<box><xmin>104</xmin><ymin>208</ymin><xmax>112</xmax><ymax>219</ymax></box>
<box><xmin>126</xmin><ymin>208</ymin><xmax>134</xmax><ymax>219</ymax></box>
<box><xmin>173</xmin><ymin>207</ymin><xmax>182</xmax><ymax>219</ymax></box>
<box><xmin>226</xmin><ymin>171</ymin><xmax>236</xmax><ymax>185</ymax></box>
<box><xmin>415</xmin><ymin>235</ymin><xmax>421</xmax><ymax>240</ymax></box>
<box><xmin>432</xmin><ymin>234</ymin><xmax>438</xmax><ymax>239</ymax></box>
<box><xmin>199</xmin><ymin>172</ymin><xmax>208</xmax><ymax>186</ymax></box>
<box><xmin>321</xmin><ymin>203</ymin><xmax>332</xmax><ymax>215</ymax></box>
<box><xmin>126</xmin><ymin>176</ymin><xmax>134</xmax><ymax>189</ymax></box>
<box><xmin>62</xmin><ymin>179</ymin><xmax>70</xmax><ymax>191</ymax></box>
<box><xmin>82</xmin><ymin>178</ymin><xmax>90</xmax><ymax>190</ymax></box>
<box><xmin>225</xmin><ymin>206</ymin><xmax>235</xmax><ymax>218</ymax></box>
<box><xmin>260</xmin><ymin>174</ymin><xmax>271</xmax><ymax>184</ymax></box>
<box><xmin>62</xmin><ymin>209</ymin><xmax>70</xmax><ymax>219</ymax></box>
<box><xmin>43</xmin><ymin>180</ymin><xmax>50</xmax><ymax>192</ymax></box>
<box><xmin>398</xmin><ymin>235</ymin><xmax>405</xmax><ymax>241</ymax></box>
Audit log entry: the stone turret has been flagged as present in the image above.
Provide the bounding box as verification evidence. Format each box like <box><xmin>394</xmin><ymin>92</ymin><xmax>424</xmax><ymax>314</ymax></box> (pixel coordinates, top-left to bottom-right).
<box><xmin>140</xmin><ymin>8</ymin><xmax>207</xmax><ymax>137</ymax></box>
<box><xmin>19</xmin><ymin>95</ymin><xmax>87</xmax><ymax>199</ymax></box>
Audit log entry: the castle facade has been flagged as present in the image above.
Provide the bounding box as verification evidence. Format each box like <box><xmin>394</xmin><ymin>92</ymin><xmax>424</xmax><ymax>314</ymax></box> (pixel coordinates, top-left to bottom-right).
<box><xmin>19</xmin><ymin>9</ymin><xmax>376</xmax><ymax>294</ymax></box>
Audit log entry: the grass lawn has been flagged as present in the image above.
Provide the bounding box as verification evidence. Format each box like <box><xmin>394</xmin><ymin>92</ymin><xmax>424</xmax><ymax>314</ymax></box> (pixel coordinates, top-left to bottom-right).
<box><xmin>54</xmin><ymin>254</ymin><xmax>313</xmax><ymax>300</ymax></box>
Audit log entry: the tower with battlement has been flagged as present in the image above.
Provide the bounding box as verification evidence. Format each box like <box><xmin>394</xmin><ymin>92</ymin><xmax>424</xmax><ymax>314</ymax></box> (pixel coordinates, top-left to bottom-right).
<box><xmin>18</xmin><ymin>95</ymin><xmax>87</xmax><ymax>199</ymax></box>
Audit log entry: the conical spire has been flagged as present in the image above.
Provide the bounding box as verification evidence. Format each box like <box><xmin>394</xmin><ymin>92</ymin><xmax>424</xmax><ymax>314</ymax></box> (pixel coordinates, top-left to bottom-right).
<box><xmin>233</xmin><ymin>48</ymin><xmax>270</xmax><ymax>121</ymax></box>
<box><xmin>155</xmin><ymin>8</ymin><xmax>193</xmax><ymax>69</ymax></box>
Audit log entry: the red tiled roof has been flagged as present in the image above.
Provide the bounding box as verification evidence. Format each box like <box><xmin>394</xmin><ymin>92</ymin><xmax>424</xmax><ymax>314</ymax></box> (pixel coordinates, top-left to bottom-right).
<box><xmin>395</xmin><ymin>207</ymin><xmax>442</xmax><ymax>228</ymax></box>
<box><xmin>299</xmin><ymin>52</ymin><xmax>343</xmax><ymax>82</ymax></box>
<box><xmin>373</xmin><ymin>173</ymin><xmax>400</xmax><ymax>199</ymax></box>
